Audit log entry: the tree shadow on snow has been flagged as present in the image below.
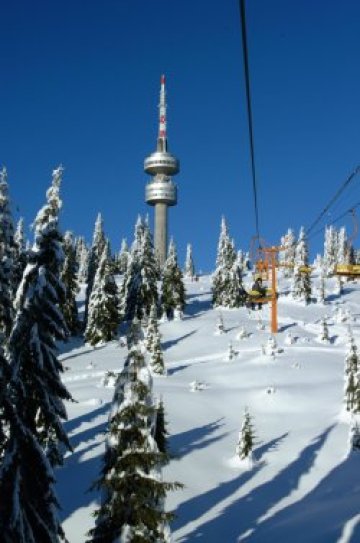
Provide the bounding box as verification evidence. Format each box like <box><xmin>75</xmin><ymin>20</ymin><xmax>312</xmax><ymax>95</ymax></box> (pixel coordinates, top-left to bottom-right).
<box><xmin>56</xmin><ymin>440</ymin><xmax>104</xmax><ymax>525</ymax></box>
<box><xmin>246</xmin><ymin>448</ymin><xmax>360</xmax><ymax>542</ymax></box>
<box><xmin>173</xmin><ymin>434</ymin><xmax>288</xmax><ymax>534</ymax></box>
<box><xmin>182</xmin><ymin>425</ymin><xmax>334</xmax><ymax>542</ymax></box>
<box><xmin>162</xmin><ymin>330</ymin><xmax>197</xmax><ymax>351</ymax></box>
<box><xmin>167</xmin><ymin>364</ymin><xmax>189</xmax><ymax>376</ymax></box>
<box><xmin>170</xmin><ymin>419</ymin><xmax>228</xmax><ymax>459</ymax></box>
<box><xmin>64</xmin><ymin>402</ymin><xmax>111</xmax><ymax>436</ymax></box>
<box><xmin>184</xmin><ymin>298</ymin><xmax>212</xmax><ymax>318</ymax></box>
<box><xmin>60</xmin><ymin>344</ymin><xmax>107</xmax><ymax>363</ymax></box>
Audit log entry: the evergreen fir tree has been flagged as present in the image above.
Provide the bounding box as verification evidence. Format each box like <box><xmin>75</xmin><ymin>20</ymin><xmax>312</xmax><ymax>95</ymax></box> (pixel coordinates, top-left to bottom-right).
<box><xmin>85</xmin><ymin>241</ymin><xmax>119</xmax><ymax>346</ymax></box>
<box><xmin>60</xmin><ymin>231</ymin><xmax>80</xmax><ymax>335</ymax></box>
<box><xmin>161</xmin><ymin>239</ymin><xmax>186</xmax><ymax>320</ymax></box>
<box><xmin>146</xmin><ymin>302</ymin><xmax>159</xmax><ymax>352</ymax></box>
<box><xmin>214</xmin><ymin>312</ymin><xmax>225</xmax><ymax>335</ymax></box>
<box><xmin>149</xmin><ymin>327</ymin><xmax>166</xmax><ymax>375</ymax></box>
<box><xmin>119</xmin><ymin>217</ymin><xmax>158</xmax><ymax>323</ymax></box>
<box><xmin>184</xmin><ymin>243</ymin><xmax>195</xmax><ymax>279</ymax></box>
<box><xmin>13</xmin><ymin>217</ymin><xmax>27</xmax><ymax>295</ymax></box>
<box><xmin>291</xmin><ymin>227</ymin><xmax>312</xmax><ymax>303</ymax></box>
<box><xmin>84</xmin><ymin>213</ymin><xmax>107</xmax><ymax>328</ymax></box>
<box><xmin>76</xmin><ymin>236</ymin><xmax>89</xmax><ymax>283</ymax></box>
<box><xmin>154</xmin><ymin>397</ymin><xmax>169</xmax><ymax>455</ymax></box>
<box><xmin>279</xmin><ymin>228</ymin><xmax>296</xmax><ymax>276</ymax></box>
<box><xmin>236</xmin><ymin>408</ymin><xmax>255</xmax><ymax>461</ymax></box>
<box><xmin>349</xmin><ymin>419</ymin><xmax>360</xmax><ymax>450</ymax></box>
<box><xmin>0</xmin><ymin>166</ymin><xmax>15</xmax><ymax>339</ymax></box>
<box><xmin>319</xmin><ymin>317</ymin><xmax>330</xmax><ymax>343</ymax></box>
<box><xmin>118</xmin><ymin>238</ymin><xmax>130</xmax><ymax>274</ymax></box>
<box><xmin>337</xmin><ymin>226</ymin><xmax>349</xmax><ymax>265</ymax></box>
<box><xmin>0</xmin><ymin>167</ymin><xmax>72</xmax><ymax>542</ymax></box>
<box><xmin>212</xmin><ymin>217</ymin><xmax>241</xmax><ymax>307</ymax></box>
<box><xmin>323</xmin><ymin>225</ymin><xmax>338</xmax><ymax>276</ymax></box>
<box><xmin>126</xmin><ymin>316</ymin><xmax>144</xmax><ymax>350</ymax></box>
<box><xmin>88</xmin><ymin>347</ymin><xmax>181</xmax><ymax>543</ymax></box>
<box><xmin>318</xmin><ymin>270</ymin><xmax>326</xmax><ymax>304</ymax></box>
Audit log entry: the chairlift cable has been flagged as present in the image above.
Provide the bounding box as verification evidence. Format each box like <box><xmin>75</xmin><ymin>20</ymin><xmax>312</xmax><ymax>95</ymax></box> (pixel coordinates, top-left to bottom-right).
<box><xmin>239</xmin><ymin>0</ymin><xmax>261</xmax><ymax>245</ymax></box>
<box><xmin>305</xmin><ymin>165</ymin><xmax>360</xmax><ymax>237</ymax></box>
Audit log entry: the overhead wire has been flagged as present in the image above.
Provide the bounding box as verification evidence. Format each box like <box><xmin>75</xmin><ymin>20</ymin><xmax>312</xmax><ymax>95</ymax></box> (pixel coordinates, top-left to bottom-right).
<box><xmin>305</xmin><ymin>165</ymin><xmax>360</xmax><ymax>238</ymax></box>
<box><xmin>238</xmin><ymin>0</ymin><xmax>261</xmax><ymax>245</ymax></box>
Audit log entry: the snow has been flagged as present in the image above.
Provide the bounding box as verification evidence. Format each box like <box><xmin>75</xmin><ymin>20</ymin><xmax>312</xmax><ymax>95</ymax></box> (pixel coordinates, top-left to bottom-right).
<box><xmin>56</xmin><ymin>272</ymin><xmax>360</xmax><ymax>542</ymax></box>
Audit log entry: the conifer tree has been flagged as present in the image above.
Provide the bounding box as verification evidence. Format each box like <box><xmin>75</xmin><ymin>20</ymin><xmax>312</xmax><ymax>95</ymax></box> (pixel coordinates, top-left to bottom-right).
<box><xmin>292</xmin><ymin>227</ymin><xmax>311</xmax><ymax>303</ymax></box>
<box><xmin>118</xmin><ymin>238</ymin><xmax>130</xmax><ymax>274</ymax></box>
<box><xmin>184</xmin><ymin>243</ymin><xmax>195</xmax><ymax>279</ymax></box>
<box><xmin>318</xmin><ymin>317</ymin><xmax>330</xmax><ymax>343</ymax></box>
<box><xmin>337</xmin><ymin>227</ymin><xmax>349</xmax><ymax>266</ymax></box>
<box><xmin>279</xmin><ymin>228</ymin><xmax>296</xmax><ymax>276</ymax></box>
<box><xmin>0</xmin><ymin>167</ymin><xmax>72</xmax><ymax>542</ymax></box>
<box><xmin>146</xmin><ymin>302</ymin><xmax>159</xmax><ymax>352</ymax></box>
<box><xmin>76</xmin><ymin>236</ymin><xmax>89</xmax><ymax>283</ymax></box>
<box><xmin>85</xmin><ymin>241</ymin><xmax>119</xmax><ymax>346</ymax></box>
<box><xmin>318</xmin><ymin>270</ymin><xmax>326</xmax><ymax>304</ymax></box>
<box><xmin>161</xmin><ymin>239</ymin><xmax>186</xmax><ymax>320</ymax></box>
<box><xmin>344</xmin><ymin>333</ymin><xmax>359</xmax><ymax>413</ymax></box>
<box><xmin>119</xmin><ymin>217</ymin><xmax>158</xmax><ymax>323</ymax></box>
<box><xmin>84</xmin><ymin>213</ymin><xmax>107</xmax><ymax>327</ymax></box>
<box><xmin>149</xmin><ymin>327</ymin><xmax>166</xmax><ymax>376</ymax></box>
<box><xmin>212</xmin><ymin>217</ymin><xmax>242</xmax><ymax>307</ymax></box>
<box><xmin>236</xmin><ymin>408</ymin><xmax>255</xmax><ymax>461</ymax></box>
<box><xmin>154</xmin><ymin>398</ymin><xmax>169</xmax><ymax>454</ymax></box>
<box><xmin>13</xmin><ymin>217</ymin><xmax>27</xmax><ymax>294</ymax></box>
<box><xmin>0</xmin><ymin>166</ymin><xmax>15</xmax><ymax>339</ymax></box>
<box><xmin>88</xmin><ymin>347</ymin><xmax>181</xmax><ymax>543</ymax></box>
<box><xmin>60</xmin><ymin>231</ymin><xmax>80</xmax><ymax>335</ymax></box>
<box><xmin>214</xmin><ymin>312</ymin><xmax>225</xmax><ymax>335</ymax></box>
<box><xmin>126</xmin><ymin>316</ymin><xmax>144</xmax><ymax>350</ymax></box>
<box><xmin>323</xmin><ymin>225</ymin><xmax>338</xmax><ymax>276</ymax></box>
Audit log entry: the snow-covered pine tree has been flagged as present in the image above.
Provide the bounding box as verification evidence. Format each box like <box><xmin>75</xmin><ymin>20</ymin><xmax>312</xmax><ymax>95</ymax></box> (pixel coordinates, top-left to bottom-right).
<box><xmin>212</xmin><ymin>217</ymin><xmax>240</xmax><ymax>307</ymax></box>
<box><xmin>12</xmin><ymin>217</ymin><xmax>27</xmax><ymax>295</ymax></box>
<box><xmin>161</xmin><ymin>238</ymin><xmax>186</xmax><ymax>320</ymax></box>
<box><xmin>76</xmin><ymin>236</ymin><xmax>89</xmax><ymax>283</ymax></box>
<box><xmin>8</xmin><ymin>166</ymin><xmax>73</xmax><ymax>465</ymax></box>
<box><xmin>291</xmin><ymin>227</ymin><xmax>311</xmax><ymax>303</ymax></box>
<box><xmin>184</xmin><ymin>243</ymin><xmax>195</xmax><ymax>279</ymax></box>
<box><xmin>154</xmin><ymin>397</ymin><xmax>169</xmax><ymax>454</ymax></box>
<box><xmin>344</xmin><ymin>332</ymin><xmax>360</xmax><ymax>413</ymax></box>
<box><xmin>0</xmin><ymin>166</ymin><xmax>16</xmax><ymax>339</ymax></box>
<box><xmin>337</xmin><ymin>227</ymin><xmax>349</xmax><ymax>266</ymax></box>
<box><xmin>0</xmin><ymin>395</ymin><xmax>68</xmax><ymax>542</ymax></box>
<box><xmin>118</xmin><ymin>237</ymin><xmax>130</xmax><ymax>274</ymax></box>
<box><xmin>60</xmin><ymin>231</ymin><xmax>80</xmax><ymax>335</ymax></box>
<box><xmin>236</xmin><ymin>408</ymin><xmax>255</xmax><ymax>461</ymax></box>
<box><xmin>85</xmin><ymin>241</ymin><xmax>119</xmax><ymax>346</ymax></box>
<box><xmin>84</xmin><ymin>213</ymin><xmax>107</xmax><ymax>328</ymax></box>
<box><xmin>214</xmin><ymin>312</ymin><xmax>225</xmax><ymax>335</ymax></box>
<box><xmin>119</xmin><ymin>217</ymin><xmax>158</xmax><ymax>323</ymax></box>
<box><xmin>279</xmin><ymin>228</ymin><xmax>296</xmax><ymax>276</ymax></box>
<box><xmin>149</xmin><ymin>326</ymin><xmax>166</xmax><ymax>375</ymax></box>
<box><xmin>318</xmin><ymin>317</ymin><xmax>330</xmax><ymax>343</ymax></box>
<box><xmin>0</xmin><ymin>167</ymin><xmax>72</xmax><ymax>543</ymax></box>
<box><xmin>349</xmin><ymin>419</ymin><xmax>360</xmax><ymax>450</ymax></box>
<box><xmin>146</xmin><ymin>302</ymin><xmax>159</xmax><ymax>352</ymax></box>
<box><xmin>88</xmin><ymin>346</ymin><xmax>181</xmax><ymax>543</ymax></box>
<box><xmin>317</xmin><ymin>270</ymin><xmax>326</xmax><ymax>304</ymax></box>
<box><xmin>126</xmin><ymin>316</ymin><xmax>144</xmax><ymax>350</ymax></box>
<box><xmin>323</xmin><ymin>225</ymin><xmax>338</xmax><ymax>276</ymax></box>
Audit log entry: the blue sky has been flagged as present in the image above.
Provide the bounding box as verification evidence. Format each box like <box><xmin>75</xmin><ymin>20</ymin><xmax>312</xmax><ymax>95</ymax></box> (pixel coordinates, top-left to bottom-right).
<box><xmin>1</xmin><ymin>0</ymin><xmax>360</xmax><ymax>271</ymax></box>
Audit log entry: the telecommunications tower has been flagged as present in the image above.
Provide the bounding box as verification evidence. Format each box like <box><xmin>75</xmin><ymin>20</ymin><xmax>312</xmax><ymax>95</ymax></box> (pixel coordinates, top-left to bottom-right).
<box><xmin>144</xmin><ymin>75</ymin><xmax>180</xmax><ymax>266</ymax></box>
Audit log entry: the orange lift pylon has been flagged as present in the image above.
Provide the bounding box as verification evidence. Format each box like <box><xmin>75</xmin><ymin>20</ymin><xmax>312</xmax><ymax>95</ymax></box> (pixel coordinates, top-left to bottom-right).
<box><xmin>259</xmin><ymin>246</ymin><xmax>282</xmax><ymax>334</ymax></box>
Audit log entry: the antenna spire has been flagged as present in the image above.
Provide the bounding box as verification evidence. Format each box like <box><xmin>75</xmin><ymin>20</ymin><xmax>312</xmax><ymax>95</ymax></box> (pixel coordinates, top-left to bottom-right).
<box><xmin>158</xmin><ymin>74</ymin><xmax>167</xmax><ymax>151</ymax></box>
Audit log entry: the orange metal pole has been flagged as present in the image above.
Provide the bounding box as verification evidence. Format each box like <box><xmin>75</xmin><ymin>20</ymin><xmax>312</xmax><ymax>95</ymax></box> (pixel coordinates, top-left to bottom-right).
<box><xmin>271</xmin><ymin>249</ymin><xmax>277</xmax><ymax>334</ymax></box>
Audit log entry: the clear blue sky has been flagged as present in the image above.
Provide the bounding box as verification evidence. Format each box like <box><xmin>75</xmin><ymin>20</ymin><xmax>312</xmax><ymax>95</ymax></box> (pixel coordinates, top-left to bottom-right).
<box><xmin>1</xmin><ymin>0</ymin><xmax>360</xmax><ymax>271</ymax></box>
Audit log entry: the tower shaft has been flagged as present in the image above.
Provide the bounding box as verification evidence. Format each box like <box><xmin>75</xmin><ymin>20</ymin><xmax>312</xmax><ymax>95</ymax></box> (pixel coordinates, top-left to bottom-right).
<box><xmin>144</xmin><ymin>75</ymin><xmax>180</xmax><ymax>267</ymax></box>
<box><xmin>154</xmin><ymin>203</ymin><xmax>168</xmax><ymax>266</ymax></box>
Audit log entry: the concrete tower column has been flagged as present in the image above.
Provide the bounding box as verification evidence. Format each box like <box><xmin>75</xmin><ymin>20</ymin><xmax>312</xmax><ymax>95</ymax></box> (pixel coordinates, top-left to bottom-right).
<box><xmin>144</xmin><ymin>75</ymin><xmax>180</xmax><ymax>268</ymax></box>
<box><xmin>154</xmin><ymin>203</ymin><xmax>168</xmax><ymax>265</ymax></box>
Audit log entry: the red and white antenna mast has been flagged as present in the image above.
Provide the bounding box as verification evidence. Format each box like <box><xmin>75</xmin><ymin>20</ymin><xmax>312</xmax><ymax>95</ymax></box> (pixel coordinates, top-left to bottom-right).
<box><xmin>158</xmin><ymin>74</ymin><xmax>167</xmax><ymax>151</ymax></box>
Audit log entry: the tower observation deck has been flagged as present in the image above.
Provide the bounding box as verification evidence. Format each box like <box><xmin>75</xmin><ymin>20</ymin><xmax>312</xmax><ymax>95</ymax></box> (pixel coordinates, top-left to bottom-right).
<box><xmin>144</xmin><ymin>75</ymin><xmax>180</xmax><ymax>266</ymax></box>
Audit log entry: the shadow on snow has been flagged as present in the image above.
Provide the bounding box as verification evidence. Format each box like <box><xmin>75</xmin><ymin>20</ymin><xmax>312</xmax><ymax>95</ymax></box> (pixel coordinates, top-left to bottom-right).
<box><xmin>180</xmin><ymin>425</ymin><xmax>334</xmax><ymax>542</ymax></box>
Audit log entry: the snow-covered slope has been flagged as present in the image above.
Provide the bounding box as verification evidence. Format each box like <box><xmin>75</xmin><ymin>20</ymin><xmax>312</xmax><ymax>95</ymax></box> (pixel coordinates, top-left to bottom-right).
<box><xmin>56</xmin><ymin>273</ymin><xmax>360</xmax><ymax>542</ymax></box>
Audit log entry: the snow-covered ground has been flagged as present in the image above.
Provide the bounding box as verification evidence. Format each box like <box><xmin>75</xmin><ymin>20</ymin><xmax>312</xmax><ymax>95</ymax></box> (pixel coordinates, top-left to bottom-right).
<box><xmin>56</xmin><ymin>272</ymin><xmax>360</xmax><ymax>542</ymax></box>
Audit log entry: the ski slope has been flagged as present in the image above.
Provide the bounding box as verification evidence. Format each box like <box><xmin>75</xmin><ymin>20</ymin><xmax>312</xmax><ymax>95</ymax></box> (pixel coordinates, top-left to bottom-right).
<box><xmin>56</xmin><ymin>272</ymin><xmax>360</xmax><ymax>542</ymax></box>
